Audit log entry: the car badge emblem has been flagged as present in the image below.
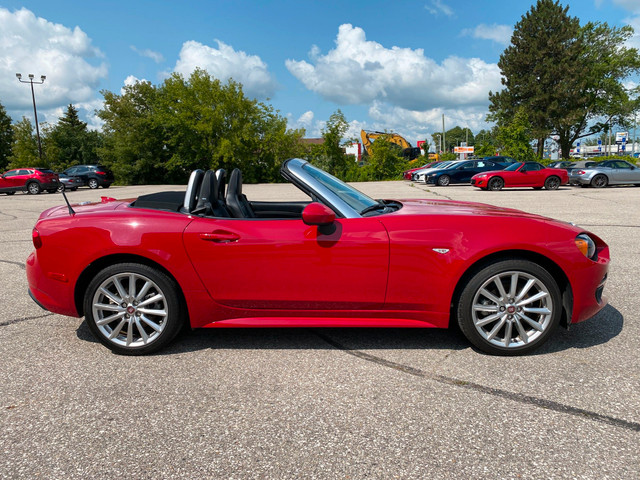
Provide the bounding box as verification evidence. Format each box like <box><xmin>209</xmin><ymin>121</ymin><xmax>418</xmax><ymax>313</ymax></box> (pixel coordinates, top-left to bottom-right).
<box><xmin>432</xmin><ymin>248</ymin><xmax>450</xmax><ymax>254</ymax></box>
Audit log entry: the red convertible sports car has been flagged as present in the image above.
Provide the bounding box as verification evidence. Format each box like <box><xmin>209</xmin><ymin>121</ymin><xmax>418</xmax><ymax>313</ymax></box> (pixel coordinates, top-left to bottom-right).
<box><xmin>27</xmin><ymin>159</ymin><xmax>609</xmax><ymax>356</ymax></box>
<box><xmin>471</xmin><ymin>161</ymin><xmax>569</xmax><ymax>190</ymax></box>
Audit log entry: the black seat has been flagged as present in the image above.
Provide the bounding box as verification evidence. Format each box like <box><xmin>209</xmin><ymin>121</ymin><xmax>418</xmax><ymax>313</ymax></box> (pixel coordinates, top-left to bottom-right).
<box><xmin>192</xmin><ymin>170</ymin><xmax>230</xmax><ymax>217</ymax></box>
<box><xmin>226</xmin><ymin>168</ymin><xmax>255</xmax><ymax>218</ymax></box>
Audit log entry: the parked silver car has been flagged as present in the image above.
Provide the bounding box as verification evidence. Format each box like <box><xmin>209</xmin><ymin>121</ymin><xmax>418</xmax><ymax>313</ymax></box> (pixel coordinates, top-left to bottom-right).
<box><xmin>569</xmin><ymin>160</ymin><xmax>640</xmax><ymax>187</ymax></box>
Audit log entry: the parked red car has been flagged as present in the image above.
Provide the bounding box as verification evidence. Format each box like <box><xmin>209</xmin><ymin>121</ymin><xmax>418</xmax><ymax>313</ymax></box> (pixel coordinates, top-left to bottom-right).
<box><xmin>402</xmin><ymin>161</ymin><xmax>442</xmax><ymax>180</ymax></box>
<box><xmin>27</xmin><ymin>159</ymin><xmax>608</xmax><ymax>356</ymax></box>
<box><xmin>471</xmin><ymin>161</ymin><xmax>569</xmax><ymax>190</ymax></box>
<box><xmin>1</xmin><ymin>168</ymin><xmax>60</xmax><ymax>195</ymax></box>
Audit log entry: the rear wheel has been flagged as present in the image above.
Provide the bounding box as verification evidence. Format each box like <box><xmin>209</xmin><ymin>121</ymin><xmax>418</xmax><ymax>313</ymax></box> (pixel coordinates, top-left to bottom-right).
<box><xmin>457</xmin><ymin>259</ymin><xmax>561</xmax><ymax>355</ymax></box>
<box><xmin>544</xmin><ymin>176</ymin><xmax>560</xmax><ymax>190</ymax></box>
<box><xmin>83</xmin><ymin>263</ymin><xmax>184</xmax><ymax>355</ymax></box>
<box><xmin>57</xmin><ymin>184</ymin><xmax>65</xmax><ymax>193</ymax></box>
<box><xmin>437</xmin><ymin>175</ymin><xmax>450</xmax><ymax>186</ymax></box>
<box><xmin>88</xmin><ymin>178</ymin><xmax>99</xmax><ymax>189</ymax></box>
<box><xmin>591</xmin><ymin>174</ymin><xmax>608</xmax><ymax>188</ymax></box>
<box><xmin>488</xmin><ymin>177</ymin><xmax>504</xmax><ymax>191</ymax></box>
<box><xmin>27</xmin><ymin>182</ymin><xmax>41</xmax><ymax>195</ymax></box>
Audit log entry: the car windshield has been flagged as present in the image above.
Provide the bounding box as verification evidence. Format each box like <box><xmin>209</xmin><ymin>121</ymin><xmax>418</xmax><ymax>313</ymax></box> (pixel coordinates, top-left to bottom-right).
<box><xmin>302</xmin><ymin>163</ymin><xmax>378</xmax><ymax>213</ymax></box>
<box><xmin>504</xmin><ymin>162</ymin><xmax>524</xmax><ymax>171</ymax></box>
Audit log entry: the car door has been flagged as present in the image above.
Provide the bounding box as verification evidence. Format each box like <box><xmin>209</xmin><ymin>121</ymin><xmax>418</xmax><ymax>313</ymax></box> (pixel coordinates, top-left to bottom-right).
<box><xmin>182</xmin><ymin>215</ymin><xmax>390</xmax><ymax>310</ymax></box>
<box><xmin>452</xmin><ymin>161</ymin><xmax>475</xmax><ymax>183</ymax></box>
<box><xmin>0</xmin><ymin>170</ymin><xmax>18</xmax><ymax>191</ymax></box>
<box><xmin>520</xmin><ymin>163</ymin><xmax>545</xmax><ymax>186</ymax></box>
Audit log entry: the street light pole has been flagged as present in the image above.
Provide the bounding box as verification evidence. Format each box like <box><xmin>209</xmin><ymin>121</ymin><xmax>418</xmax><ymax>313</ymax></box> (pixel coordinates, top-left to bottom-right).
<box><xmin>16</xmin><ymin>73</ymin><xmax>46</xmax><ymax>162</ymax></box>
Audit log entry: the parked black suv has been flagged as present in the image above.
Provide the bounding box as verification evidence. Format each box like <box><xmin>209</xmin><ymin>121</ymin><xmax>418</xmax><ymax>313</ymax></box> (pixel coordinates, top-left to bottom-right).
<box><xmin>62</xmin><ymin>165</ymin><xmax>114</xmax><ymax>189</ymax></box>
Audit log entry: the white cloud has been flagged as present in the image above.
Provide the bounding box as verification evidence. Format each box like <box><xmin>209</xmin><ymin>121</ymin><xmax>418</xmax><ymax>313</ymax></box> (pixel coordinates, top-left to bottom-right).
<box><xmin>612</xmin><ymin>0</ymin><xmax>640</xmax><ymax>13</ymax></box>
<box><xmin>461</xmin><ymin>24</ymin><xmax>513</xmax><ymax>46</ymax></box>
<box><xmin>425</xmin><ymin>0</ymin><xmax>454</xmax><ymax>17</ymax></box>
<box><xmin>172</xmin><ymin>40</ymin><xmax>278</xmax><ymax>99</ymax></box>
<box><xmin>131</xmin><ymin>46</ymin><xmax>164</xmax><ymax>63</ymax></box>
<box><xmin>0</xmin><ymin>8</ymin><xmax>107</xmax><ymax>125</ymax></box>
<box><xmin>285</xmin><ymin>24</ymin><xmax>502</xmax><ymax>111</ymax></box>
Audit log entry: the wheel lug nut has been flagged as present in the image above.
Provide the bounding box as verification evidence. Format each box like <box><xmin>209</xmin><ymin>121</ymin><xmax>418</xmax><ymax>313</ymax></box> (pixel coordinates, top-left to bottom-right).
<box><xmin>500</xmin><ymin>306</ymin><xmax>506</xmax><ymax>312</ymax></box>
<box><xmin>121</xmin><ymin>303</ymin><xmax>127</xmax><ymax>308</ymax></box>
<box><xmin>507</xmin><ymin>315</ymin><xmax>513</xmax><ymax>320</ymax></box>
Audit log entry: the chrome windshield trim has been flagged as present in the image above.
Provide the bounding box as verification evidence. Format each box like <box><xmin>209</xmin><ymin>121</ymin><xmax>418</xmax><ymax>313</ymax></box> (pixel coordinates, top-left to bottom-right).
<box><xmin>283</xmin><ymin>158</ymin><xmax>363</xmax><ymax>219</ymax></box>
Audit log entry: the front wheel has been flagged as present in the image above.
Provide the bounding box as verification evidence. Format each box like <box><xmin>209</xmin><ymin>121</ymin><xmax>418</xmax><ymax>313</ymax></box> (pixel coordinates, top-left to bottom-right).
<box><xmin>488</xmin><ymin>177</ymin><xmax>504</xmax><ymax>191</ymax></box>
<box><xmin>83</xmin><ymin>263</ymin><xmax>184</xmax><ymax>355</ymax></box>
<box><xmin>436</xmin><ymin>175</ymin><xmax>450</xmax><ymax>186</ymax></box>
<box><xmin>544</xmin><ymin>176</ymin><xmax>560</xmax><ymax>190</ymax></box>
<box><xmin>27</xmin><ymin>182</ymin><xmax>41</xmax><ymax>195</ymax></box>
<box><xmin>88</xmin><ymin>178</ymin><xmax>99</xmax><ymax>189</ymax></box>
<box><xmin>457</xmin><ymin>259</ymin><xmax>561</xmax><ymax>355</ymax></box>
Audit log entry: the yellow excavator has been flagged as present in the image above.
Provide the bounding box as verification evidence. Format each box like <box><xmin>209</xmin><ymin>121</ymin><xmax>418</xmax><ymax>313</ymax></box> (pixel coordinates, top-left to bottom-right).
<box><xmin>360</xmin><ymin>130</ymin><xmax>422</xmax><ymax>160</ymax></box>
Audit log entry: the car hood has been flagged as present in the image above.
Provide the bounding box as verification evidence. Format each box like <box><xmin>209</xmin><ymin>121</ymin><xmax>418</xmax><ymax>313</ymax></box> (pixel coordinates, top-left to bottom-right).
<box><xmin>392</xmin><ymin>198</ymin><xmax>557</xmax><ymax>222</ymax></box>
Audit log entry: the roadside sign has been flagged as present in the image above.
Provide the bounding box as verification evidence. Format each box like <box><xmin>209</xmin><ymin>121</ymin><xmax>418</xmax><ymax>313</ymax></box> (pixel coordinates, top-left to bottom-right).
<box><xmin>454</xmin><ymin>146</ymin><xmax>474</xmax><ymax>153</ymax></box>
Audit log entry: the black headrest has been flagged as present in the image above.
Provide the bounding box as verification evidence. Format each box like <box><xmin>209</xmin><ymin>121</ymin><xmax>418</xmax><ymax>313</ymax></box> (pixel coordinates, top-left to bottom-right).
<box><xmin>215</xmin><ymin>169</ymin><xmax>226</xmax><ymax>201</ymax></box>
<box><xmin>193</xmin><ymin>169</ymin><xmax>217</xmax><ymax>215</ymax></box>
<box><xmin>228</xmin><ymin>168</ymin><xmax>242</xmax><ymax>197</ymax></box>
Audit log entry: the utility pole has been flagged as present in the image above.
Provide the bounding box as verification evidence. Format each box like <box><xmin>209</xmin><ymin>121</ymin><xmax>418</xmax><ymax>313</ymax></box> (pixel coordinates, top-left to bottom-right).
<box><xmin>442</xmin><ymin>114</ymin><xmax>445</xmax><ymax>154</ymax></box>
<box><xmin>16</xmin><ymin>73</ymin><xmax>46</xmax><ymax>162</ymax></box>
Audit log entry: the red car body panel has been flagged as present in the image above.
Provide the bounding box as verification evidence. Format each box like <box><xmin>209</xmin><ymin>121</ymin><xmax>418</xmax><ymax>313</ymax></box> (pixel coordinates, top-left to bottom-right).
<box><xmin>27</xmin><ymin>196</ymin><xmax>609</xmax><ymax>333</ymax></box>
<box><xmin>471</xmin><ymin>164</ymin><xmax>569</xmax><ymax>189</ymax></box>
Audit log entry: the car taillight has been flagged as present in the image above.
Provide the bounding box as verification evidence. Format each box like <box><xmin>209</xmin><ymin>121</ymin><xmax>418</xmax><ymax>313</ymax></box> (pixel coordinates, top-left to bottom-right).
<box><xmin>96</xmin><ymin>171</ymin><xmax>106</xmax><ymax>175</ymax></box>
<box><xmin>32</xmin><ymin>227</ymin><xmax>42</xmax><ymax>249</ymax></box>
<box><xmin>576</xmin><ymin>170</ymin><xmax>585</xmax><ymax>175</ymax></box>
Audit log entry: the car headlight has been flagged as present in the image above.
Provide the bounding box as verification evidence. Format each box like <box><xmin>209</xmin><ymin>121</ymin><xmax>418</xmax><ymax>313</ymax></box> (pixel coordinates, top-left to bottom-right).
<box><xmin>575</xmin><ymin>233</ymin><xmax>597</xmax><ymax>260</ymax></box>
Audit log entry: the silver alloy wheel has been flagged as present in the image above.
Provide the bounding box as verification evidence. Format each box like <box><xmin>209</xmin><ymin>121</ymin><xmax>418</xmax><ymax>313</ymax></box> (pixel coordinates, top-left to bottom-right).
<box><xmin>88</xmin><ymin>178</ymin><xmax>99</xmax><ymax>189</ymax></box>
<box><xmin>544</xmin><ymin>176</ymin><xmax>560</xmax><ymax>190</ymax></box>
<box><xmin>27</xmin><ymin>182</ymin><xmax>40</xmax><ymax>194</ymax></box>
<box><xmin>471</xmin><ymin>270</ymin><xmax>553</xmax><ymax>349</ymax></box>
<box><xmin>92</xmin><ymin>272</ymin><xmax>168</xmax><ymax>348</ymax></box>
<box><xmin>591</xmin><ymin>174</ymin><xmax>608</xmax><ymax>188</ymax></box>
<box><xmin>437</xmin><ymin>175</ymin><xmax>450</xmax><ymax>186</ymax></box>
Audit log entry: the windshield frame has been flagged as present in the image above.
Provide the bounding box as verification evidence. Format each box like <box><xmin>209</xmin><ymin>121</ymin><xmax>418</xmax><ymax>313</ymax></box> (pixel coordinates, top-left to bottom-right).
<box><xmin>504</xmin><ymin>162</ymin><xmax>524</xmax><ymax>172</ymax></box>
<box><xmin>281</xmin><ymin>158</ymin><xmax>379</xmax><ymax>218</ymax></box>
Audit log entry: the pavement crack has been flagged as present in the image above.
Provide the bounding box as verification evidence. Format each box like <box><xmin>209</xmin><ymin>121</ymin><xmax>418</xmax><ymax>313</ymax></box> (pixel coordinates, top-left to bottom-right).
<box><xmin>315</xmin><ymin>331</ymin><xmax>640</xmax><ymax>433</ymax></box>
<box><xmin>0</xmin><ymin>259</ymin><xmax>26</xmax><ymax>270</ymax></box>
<box><xmin>0</xmin><ymin>312</ymin><xmax>54</xmax><ymax>327</ymax></box>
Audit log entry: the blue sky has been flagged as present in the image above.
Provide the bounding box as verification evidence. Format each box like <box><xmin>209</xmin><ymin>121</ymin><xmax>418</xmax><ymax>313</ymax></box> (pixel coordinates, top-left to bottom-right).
<box><xmin>1</xmin><ymin>0</ymin><xmax>640</xmax><ymax>146</ymax></box>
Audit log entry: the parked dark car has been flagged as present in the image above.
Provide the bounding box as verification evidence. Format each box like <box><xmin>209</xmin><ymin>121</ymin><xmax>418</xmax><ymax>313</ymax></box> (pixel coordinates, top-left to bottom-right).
<box><xmin>63</xmin><ymin>165</ymin><xmax>114</xmax><ymax>189</ymax></box>
<box><xmin>0</xmin><ymin>168</ymin><xmax>59</xmax><ymax>195</ymax></box>
<box><xmin>56</xmin><ymin>173</ymin><xmax>81</xmax><ymax>192</ymax></box>
<box><xmin>548</xmin><ymin>161</ymin><xmax>574</xmax><ymax>169</ymax></box>
<box><xmin>483</xmin><ymin>155</ymin><xmax>520</xmax><ymax>167</ymax></box>
<box><xmin>423</xmin><ymin>159</ymin><xmax>505</xmax><ymax>186</ymax></box>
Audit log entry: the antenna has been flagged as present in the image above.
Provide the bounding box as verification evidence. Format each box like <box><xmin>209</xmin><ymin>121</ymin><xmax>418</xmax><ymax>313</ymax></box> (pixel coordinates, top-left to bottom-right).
<box><xmin>60</xmin><ymin>188</ymin><xmax>76</xmax><ymax>215</ymax></box>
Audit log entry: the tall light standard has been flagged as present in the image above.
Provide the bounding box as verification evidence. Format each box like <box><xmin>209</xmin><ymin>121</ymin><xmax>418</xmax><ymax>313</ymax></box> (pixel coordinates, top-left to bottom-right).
<box><xmin>16</xmin><ymin>73</ymin><xmax>46</xmax><ymax>161</ymax></box>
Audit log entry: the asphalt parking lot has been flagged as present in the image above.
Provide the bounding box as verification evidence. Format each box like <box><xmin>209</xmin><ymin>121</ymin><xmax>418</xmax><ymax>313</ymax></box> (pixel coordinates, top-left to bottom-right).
<box><xmin>1</xmin><ymin>181</ymin><xmax>638</xmax><ymax>479</ymax></box>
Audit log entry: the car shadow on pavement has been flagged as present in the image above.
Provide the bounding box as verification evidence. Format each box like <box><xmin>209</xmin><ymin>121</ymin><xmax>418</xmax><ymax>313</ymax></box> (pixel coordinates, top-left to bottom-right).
<box><xmin>537</xmin><ymin>304</ymin><xmax>623</xmax><ymax>354</ymax></box>
<box><xmin>74</xmin><ymin>304</ymin><xmax>623</xmax><ymax>356</ymax></box>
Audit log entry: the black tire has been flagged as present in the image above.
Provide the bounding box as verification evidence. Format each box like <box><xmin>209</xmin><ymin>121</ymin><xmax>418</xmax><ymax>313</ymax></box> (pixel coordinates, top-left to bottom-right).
<box><xmin>27</xmin><ymin>182</ymin><xmax>41</xmax><ymax>195</ymax></box>
<box><xmin>544</xmin><ymin>176</ymin><xmax>560</xmax><ymax>190</ymax></box>
<box><xmin>457</xmin><ymin>259</ymin><xmax>561</xmax><ymax>355</ymax></box>
<box><xmin>591</xmin><ymin>174</ymin><xmax>608</xmax><ymax>188</ymax></box>
<box><xmin>88</xmin><ymin>178</ymin><xmax>99</xmax><ymax>189</ymax></box>
<box><xmin>436</xmin><ymin>175</ymin><xmax>450</xmax><ymax>186</ymax></box>
<box><xmin>57</xmin><ymin>184</ymin><xmax>65</xmax><ymax>193</ymax></box>
<box><xmin>488</xmin><ymin>177</ymin><xmax>504</xmax><ymax>191</ymax></box>
<box><xmin>83</xmin><ymin>263</ymin><xmax>184</xmax><ymax>355</ymax></box>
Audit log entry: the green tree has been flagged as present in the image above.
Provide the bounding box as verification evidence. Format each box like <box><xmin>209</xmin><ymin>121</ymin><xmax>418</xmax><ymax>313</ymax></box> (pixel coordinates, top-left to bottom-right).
<box><xmin>367</xmin><ymin>135</ymin><xmax>406</xmax><ymax>180</ymax></box>
<box><xmin>44</xmin><ymin>104</ymin><xmax>102</xmax><ymax>171</ymax></box>
<box><xmin>315</xmin><ymin>109</ymin><xmax>350</xmax><ymax>177</ymax></box>
<box><xmin>0</xmin><ymin>101</ymin><xmax>12</xmax><ymax>171</ymax></box>
<box><xmin>496</xmin><ymin>109</ymin><xmax>536</xmax><ymax>161</ymax></box>
<box><xmin>8</xmin><ymin>117</ymin><xmax>39</xmax><ymax>168</ymax></box>
<box><xmin>98</xmin><ymin>70</ymin><xmax>304</xmax><ymax>184</ymax></box>
<box><xmin>489</xmin><ymin>0</ymin><xmax>640</xmax><ymax>159</ymax></box>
